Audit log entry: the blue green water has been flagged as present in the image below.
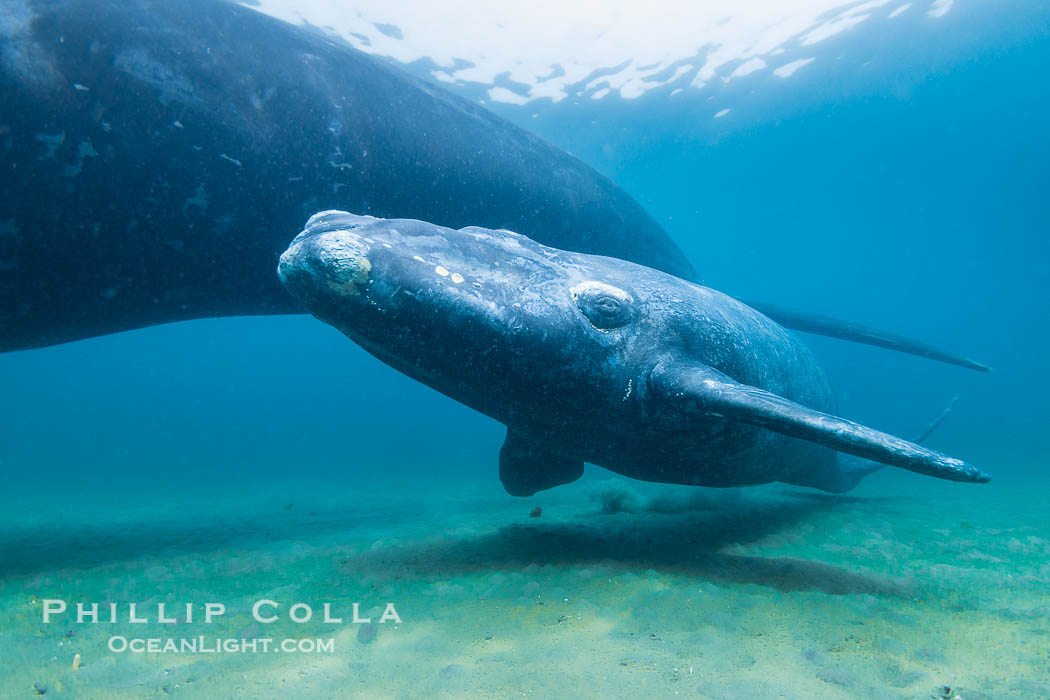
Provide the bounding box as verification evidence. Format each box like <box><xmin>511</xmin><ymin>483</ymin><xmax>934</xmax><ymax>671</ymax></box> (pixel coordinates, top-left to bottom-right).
<box><xmin>1</xmin><ymin>2</ymin><xmax>1048</xmax><ymax>697</ymax></box>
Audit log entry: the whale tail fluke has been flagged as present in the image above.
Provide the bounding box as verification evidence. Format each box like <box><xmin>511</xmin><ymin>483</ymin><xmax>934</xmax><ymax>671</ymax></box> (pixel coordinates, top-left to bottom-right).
<box><xmin>740</xmin><ymin>300</ymin><xmax>990</xmax><ymax>373</ymax></box>
<box><xmin>652</xmin><ymin>361</ymin><xmax>989</xmax><ymax>485</ymax></box>
<box><xmin>911</xmin><ymin>396</ymin><xmax>958</xmax><ymax>444</ymax></box>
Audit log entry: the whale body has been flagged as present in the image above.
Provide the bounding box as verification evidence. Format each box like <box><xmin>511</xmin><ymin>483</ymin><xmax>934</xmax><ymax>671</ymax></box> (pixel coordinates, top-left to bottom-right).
<box><xmin>278</xmin><ymin>211</ymin><xmax>990</xmax><ymax>495</ymax></box>
<box><xmin>0</xmin><ymin>0</ymin><xmax>989</xmax><ymax>375</ymax></box>
<box><xmin>0</xmin><ymin>0</ymin><xmax>692</xmax><ymax>351</ymax></box>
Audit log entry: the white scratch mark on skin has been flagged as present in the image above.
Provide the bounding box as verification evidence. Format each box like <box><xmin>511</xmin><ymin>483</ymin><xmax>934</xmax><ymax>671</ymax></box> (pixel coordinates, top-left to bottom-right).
<box><xmin>73</xmin><ymin>83</ymin><xmax>89</xmax><ymax>91</ymax></box>
<box><xmin>219</xmin><ymin>153</ymin><xmax>242</xmax><ymax>167</ymax></box>
<box><xmin>450</xmin><ymin>272</ymin><xmax>464</xmax><ymax>284</ymax></box>
<box><xmin>413</xmin><ymin>255</ymin><xmax>426</xmax><ymax>262</ymax></box>
<box><xmin>435</xmin><ymin>265</ymin><xmax>449</xmax><ymax>277</ymax></box>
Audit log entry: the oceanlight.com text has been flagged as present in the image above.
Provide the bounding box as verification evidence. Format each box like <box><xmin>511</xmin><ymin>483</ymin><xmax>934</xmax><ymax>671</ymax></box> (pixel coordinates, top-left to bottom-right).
<box><xmin>108</xmin><ymin>636</ymin><xmax>336</xmax><ymax>654</ymax></box>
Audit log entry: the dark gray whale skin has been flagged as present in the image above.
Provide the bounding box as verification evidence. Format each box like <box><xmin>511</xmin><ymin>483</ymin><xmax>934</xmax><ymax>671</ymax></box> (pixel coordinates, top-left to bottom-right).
<box><xmin>1</xmin><ymin>0</ymin><xmax>989</xmax><ymax>375</ymax></box>
<box><xmin>278</xmin><ymin>211</ymin><xmax>990</xmax><ymax>496</ymax></box>
<box><xmin>0</xmin><ymin>0</ymin><xmax>692</xmax><ymax>351</ymax></box>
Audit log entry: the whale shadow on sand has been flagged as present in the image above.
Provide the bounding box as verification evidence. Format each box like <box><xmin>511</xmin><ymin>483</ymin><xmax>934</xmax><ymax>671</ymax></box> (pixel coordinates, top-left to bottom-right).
<box><xmin>344</xmin><ymin>488</ymin><xmax>908</xmax><ymax>597</ymax></box>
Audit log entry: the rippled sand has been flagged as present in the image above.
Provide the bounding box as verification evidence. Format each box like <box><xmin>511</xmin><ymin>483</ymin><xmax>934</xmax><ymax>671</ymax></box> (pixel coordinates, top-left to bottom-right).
<box><xmin>1</xmin><ymin>470</ymin><xmax>1046</xmax><ymax>698</ymax></box>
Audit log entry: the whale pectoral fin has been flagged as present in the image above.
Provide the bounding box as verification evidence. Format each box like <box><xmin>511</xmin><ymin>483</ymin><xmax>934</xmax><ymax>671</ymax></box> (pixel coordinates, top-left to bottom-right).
<box><xmin>739</xmin><ymin>299</ymin><xmax>990</xmax><ymax>373</ymax></box>
<box><xmin>499</xmin><ymin>429</ymin><xmax>584</xmax><ymax>497</ymax></box>
<box><xmin>651</xmin><ymin>361</ymin><xmax>990</xmax><ymax>484</ymax></box>
<box><xmin>788</xmin><ymin>398</ymin><xmax>960</xmax><ymax>493</ymax></box>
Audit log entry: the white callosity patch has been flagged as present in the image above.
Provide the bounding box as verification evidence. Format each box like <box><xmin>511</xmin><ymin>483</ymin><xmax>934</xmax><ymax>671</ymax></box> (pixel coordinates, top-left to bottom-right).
<box><xmin>432</xmin><ymin>265</ymin><xmax>467</xmax><ymax>284</ymax></box>
<box><xmin>280</xmin><ymin>229</ymin><xmax>373</xmax><ymax>297</ymax></box>
<box><xmin>318</xmin><ymin>233</ymin><xmax>372</xmax><ymax>296</ymax></box>
<box><xmin>248</xmin><ymin>0</ymin><xmax>958</xmax><ymax>105</ymax></box>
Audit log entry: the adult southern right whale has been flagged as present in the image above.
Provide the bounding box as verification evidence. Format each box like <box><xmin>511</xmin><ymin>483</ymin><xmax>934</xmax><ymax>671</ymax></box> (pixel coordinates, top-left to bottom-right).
<box><xmin>278</xmin><ymin>211</ymin><xmax>990</xmax><ymax>496</ymax></box>
<box><xmin>0</xmin><ymin>0</ymin><xmax>693</xmax><ymax>351</ymax></box>
<box><xmin>0</xmin><ymin>0</ymin><xmax>988</xmax><ymax>374</ymax></box>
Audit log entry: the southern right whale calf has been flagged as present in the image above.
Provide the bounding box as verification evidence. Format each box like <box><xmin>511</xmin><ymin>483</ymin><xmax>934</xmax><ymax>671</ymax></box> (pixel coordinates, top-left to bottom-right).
<box><xmin>278</xmin><ymin>211</ymin><xmax>990</xmax><ymax>496</ymax></box>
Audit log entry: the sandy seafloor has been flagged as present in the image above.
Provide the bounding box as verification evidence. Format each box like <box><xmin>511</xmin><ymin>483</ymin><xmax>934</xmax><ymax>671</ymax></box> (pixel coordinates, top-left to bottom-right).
<box><xmin>1</xmin><ymin>467</ymin><xmax>1048</xmax><ymax>699</ymax></box>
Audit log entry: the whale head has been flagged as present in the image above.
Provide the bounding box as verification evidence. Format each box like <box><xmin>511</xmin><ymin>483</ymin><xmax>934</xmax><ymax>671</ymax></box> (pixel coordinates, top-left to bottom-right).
<box><xmin>278</xmin><ymin>211</ymin><xmax>651</xmax><ymax>424</ymax></box>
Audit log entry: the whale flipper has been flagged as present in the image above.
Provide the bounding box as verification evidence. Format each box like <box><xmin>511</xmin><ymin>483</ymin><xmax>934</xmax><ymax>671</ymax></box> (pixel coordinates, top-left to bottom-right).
<box><xmin>499</xmin><ymin>430</ymin><xmax>585</xmax><ymax>497</ymax></box>
<box><xmin>786</xmin><ymin>396</ymin><xmax>961</xmax><ymax>492</ymax></box>
<box><xmin>651</xmin><ymin>361</ymin><xmax>990</xmax><ymax>483</ymax></box>
<box><xmin>740</xmin><ymin>300</ymin><xmax>990</xmax><ymax>373</ymax></box>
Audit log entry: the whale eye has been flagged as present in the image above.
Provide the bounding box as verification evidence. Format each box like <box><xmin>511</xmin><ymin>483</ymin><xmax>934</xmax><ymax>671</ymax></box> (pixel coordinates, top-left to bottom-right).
<box><xmin>570</xmin><ymin>281</ymin><xmax>636</xmax><ymax>330</ymax></box>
